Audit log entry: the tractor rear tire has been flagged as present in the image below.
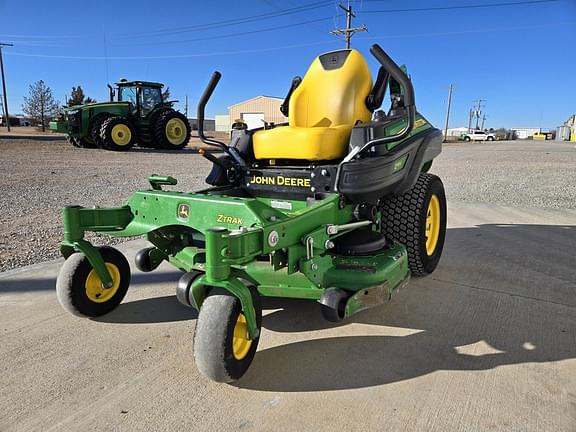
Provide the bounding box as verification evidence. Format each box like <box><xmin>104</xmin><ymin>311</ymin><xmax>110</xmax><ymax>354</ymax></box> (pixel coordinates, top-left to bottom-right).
<box><xmin>144</xmin><ymin>108</ymin><xmax>172</xmax><ymax>149</ymax></box>
<box><xmin>153</xmin><ymin>110</ymin><xmax>191</xmax><ymax>150</ymax></box>
<box><xmin>193</xmin><ymin>288</ymin><xmax>262</xmax><ymax>383</ymax></box>
<box><xmin>380</xmin><ymin>173</ymin><xmax>447</xmax><ymax>276</ymax></box>
<box><xmin>56</xmin><ymin>246</ymin><xmax>131</xmax><ymax>317</ymax></box>
<box><xmin>100</xmin><ymin>116</ymin><xmax>135</xmax><ymax>151</ymax></box>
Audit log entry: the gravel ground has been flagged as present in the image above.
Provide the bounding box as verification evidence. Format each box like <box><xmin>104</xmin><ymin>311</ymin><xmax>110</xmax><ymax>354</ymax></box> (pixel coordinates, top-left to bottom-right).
<box><xmin>0</xmin><ymin>138</ymin><xmax>574</xmax><ymax>272</ymax></box>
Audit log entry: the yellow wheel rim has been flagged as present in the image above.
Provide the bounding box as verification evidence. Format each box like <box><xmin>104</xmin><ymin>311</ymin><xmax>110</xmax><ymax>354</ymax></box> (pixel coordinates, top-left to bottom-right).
<box><xmin>85</xmin><ymin>263</ymin><xmax>121</xmax><ymax>303</ymax></box>
<box><xmin>425</xmin><ymin>194</ymin><xmax>441</xmax><ymax>256</ymax></box>
<box><xmin>111</xmin><ymin>124</ymin><xmax>132</xmax><ymax>146</ymax></box>
<box><xmin>165</xmin><ymin>118</ymin><xmax>187</xmax><ymax>145</ymax></box>
<box><xmin>232</xmin><ymin>313</ymin><xmax>252</xmax><ymax>360</ymax></box>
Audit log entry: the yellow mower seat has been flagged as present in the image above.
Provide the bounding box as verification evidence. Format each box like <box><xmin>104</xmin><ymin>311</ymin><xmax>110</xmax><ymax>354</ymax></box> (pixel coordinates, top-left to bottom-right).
<box><xmin>253</xmin><ymin>49</ymin><xmax>373</xmax><ymax>161</ymax></box>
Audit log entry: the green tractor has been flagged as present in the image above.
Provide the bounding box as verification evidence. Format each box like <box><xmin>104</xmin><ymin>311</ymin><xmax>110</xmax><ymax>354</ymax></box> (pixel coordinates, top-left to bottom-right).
<box><xmin>55</xmin><ymin>45</ymin><xmax>447</xmax><ymax>382</ymax></box>
<box><xmin>49</xmin><ymin>80</ymin><xmax>191</xmax><ymax>151</ymax></box>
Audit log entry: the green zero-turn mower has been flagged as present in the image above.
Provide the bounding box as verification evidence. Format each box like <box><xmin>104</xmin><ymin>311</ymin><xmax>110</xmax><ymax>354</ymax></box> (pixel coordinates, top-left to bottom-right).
<box><xmin>55</xmin><ymin>44</ymin><xmax>446</xmax><ymax>383</ymax></box>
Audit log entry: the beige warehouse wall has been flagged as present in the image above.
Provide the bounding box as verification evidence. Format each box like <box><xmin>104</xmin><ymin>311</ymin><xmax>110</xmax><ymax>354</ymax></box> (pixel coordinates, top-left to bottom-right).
<box><xmin>229</xmin><ymin>97</ymin><xmax>287</xmax><ymax>126</ymax></box>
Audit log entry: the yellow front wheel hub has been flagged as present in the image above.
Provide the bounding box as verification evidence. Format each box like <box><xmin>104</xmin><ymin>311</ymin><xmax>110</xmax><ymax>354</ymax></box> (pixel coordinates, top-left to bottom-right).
<box><xmin>232</xmin><ymin>313</ymin><xmax>252</xmax><ymax>360</ymax></box>
<box><xmin>165</xmin><ymin>118</ymin><xmax>187</xmax><ymax>145</ymax></box>
<box><xmin>85</xmin><ymin>263</ymin><xmax>121</xmax><ymax>303</ymax></box>
<box><xmin>111</xmin><ymin>124</ymin><xmax>132</xmax><ymax>146</ymax></box>
<box><xmin>425</xmin><ymin>194</ymin><xmax>441</xmax><ymax>256</ymax></box>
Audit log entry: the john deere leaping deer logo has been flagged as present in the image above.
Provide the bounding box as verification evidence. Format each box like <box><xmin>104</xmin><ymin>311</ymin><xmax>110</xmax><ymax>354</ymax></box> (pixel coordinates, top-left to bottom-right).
<box><xmin>177</xmin><ymin>204</ymin><xmax>190</xmax><ymax>219</ymax></box>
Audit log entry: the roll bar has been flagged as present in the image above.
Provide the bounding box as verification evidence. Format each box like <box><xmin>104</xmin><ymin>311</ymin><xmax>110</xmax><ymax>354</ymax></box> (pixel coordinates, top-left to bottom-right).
<box><xmin>197</xmin><ymin>71</ymin><xmax>229</xmax><ymax>153</ymax></box>
<box><xmin>341</xmin><ymin>44</ymin><xmax>416</xmax><ymax>163</ymax></box>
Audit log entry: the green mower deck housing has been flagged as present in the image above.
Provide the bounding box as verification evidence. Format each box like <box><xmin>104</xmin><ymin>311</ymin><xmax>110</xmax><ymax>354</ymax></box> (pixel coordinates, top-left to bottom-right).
<box><xmin>49</xmin><ymin>80</ymin><xmax>191</xmax><ymax>151</ymax></box>
<box><xmin>55</xmin><ymin>44</ymin><xmax>447</xmax><ymax>383</ymax></box>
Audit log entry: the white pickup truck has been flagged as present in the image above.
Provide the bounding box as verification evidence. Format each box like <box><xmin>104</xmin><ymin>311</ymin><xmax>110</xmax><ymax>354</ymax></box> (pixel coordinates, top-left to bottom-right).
<box><xmin>461</xmin><ymin>130</ymin><xmax>496</xmax><ymax>141</ymax></box>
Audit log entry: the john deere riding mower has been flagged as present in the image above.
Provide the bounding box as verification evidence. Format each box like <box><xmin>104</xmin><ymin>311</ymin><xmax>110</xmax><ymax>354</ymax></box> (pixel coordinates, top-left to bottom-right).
<box><xmin>49</xmin><ymin>80</ymin><xmax>191</xmax><ymax>151</ymax></box>
<box><xmin>55</xmin><ymin>45</ymin><xmax>446</xmax><ymax>382</ymax></box>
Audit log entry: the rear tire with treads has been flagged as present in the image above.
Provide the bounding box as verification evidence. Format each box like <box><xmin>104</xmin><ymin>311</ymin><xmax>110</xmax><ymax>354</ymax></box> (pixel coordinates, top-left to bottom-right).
<box><xmin>153</xmin><ymin>110</ymin><xmax>191</xmax><ymax>150</ymax></box>
<box><xmin>380</xmin><ymin>173</ymin><xmax>447</xmax><ymax>276</ymax></box>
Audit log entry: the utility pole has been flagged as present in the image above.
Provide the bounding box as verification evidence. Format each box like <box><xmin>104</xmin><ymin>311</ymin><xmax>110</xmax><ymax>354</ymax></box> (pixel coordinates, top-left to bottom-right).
<box><xmin>467</xmin><ymin>109</ymin><xmax>474</xmax><ymax>133</ymax></box>
<box><xmin>480</xmin><ymin>114</ymin><xmax>487</xmax><ymax>130</ymax></box>
<box><xmin>185</xmin><ymin>94</ymin><xmax>188</xmax><ymax>118</ymax></box>
<box><xmin>0</xmin><ymin>42</ymin><xmax>14</xmax><ymax>132</ymax></box>
<box><xmin>330</xmin><ymin>2</ymin><xmax>367</xmax><ymax>49</ymax></box>
<box><xmin>472</xmin><ymin>98</ymin><xmax>485</xmax><ymax>130</ymax></box>
<box><xmin>443</xmin><ymin>84</ymin><xmax>453</xmax><ymax>142</ymax></box>
<box><xmin>0</xmin><ymin>92</ymin><xmax>5</xmax><ymax>122</ymax></box>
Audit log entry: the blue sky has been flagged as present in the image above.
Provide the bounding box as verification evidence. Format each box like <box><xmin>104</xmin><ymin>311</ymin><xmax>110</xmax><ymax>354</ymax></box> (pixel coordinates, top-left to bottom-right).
<box><xmin>0</xmin><ymin>0</ymin><xmax>574</xmax><ymax>129</ymax></box>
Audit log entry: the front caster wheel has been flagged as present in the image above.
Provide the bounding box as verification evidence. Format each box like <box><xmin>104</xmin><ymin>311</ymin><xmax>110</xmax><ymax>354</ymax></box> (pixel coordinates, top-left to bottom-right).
<box><xmin>56</xmin><ymin>246</ymin><xmax>131</xmax><ymax>317</ymax></box>
<box><xmin>319</xmin><ymin>287</ymin><xmax>348</xmax><ymax>322</ymax></box>
<box><xmin>134</xmin><ymin>247</ymin><xmax>164</xmax><ymax>272</ymax></box>
<box><xmin>193</xmin><ymin>288</ymin><xmax>262</xmax><ymax>383</ymax></box>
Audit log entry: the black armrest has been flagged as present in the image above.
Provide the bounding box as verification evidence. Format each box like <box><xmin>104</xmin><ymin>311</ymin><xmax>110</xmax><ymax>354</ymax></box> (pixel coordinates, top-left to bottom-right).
<box><xmin>280</xmin><ymin>76</ymin><xmax>302</xmax><ymax>117</ymax></box>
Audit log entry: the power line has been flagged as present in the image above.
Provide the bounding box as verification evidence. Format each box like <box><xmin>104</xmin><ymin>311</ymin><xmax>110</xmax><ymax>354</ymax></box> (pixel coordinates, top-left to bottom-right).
<box><xmin>0</xmin><ymin>1</ymin><xmax>333</xmax><ymax>43</ymax></box>
<box><xmin>5</xmin><ymin>40</ymin><xmax>341</xmax><ymax>60</ymax></box>
<box><xmin>116</xmin><ymin>0</ymin><xmax>333</xmax><ymax>39</ymax></box>
<box><xmin>5</xmin><ymin>21</ymin><xmax>569</xmax><ymax>61</ymax></box>
<box><xmin>115</xmin><ymin>16</ymin><xmax>333</xmax><ymax>47</ymax></box>
<box><xmin>363</xmin><ymin>0</ymin><xmax>561</xmax><ymax>14</ymax></box>
<box><xmin>1</xmin><ymin>0</ymin><xmax>563</xmax><ymax>47</ymax></box>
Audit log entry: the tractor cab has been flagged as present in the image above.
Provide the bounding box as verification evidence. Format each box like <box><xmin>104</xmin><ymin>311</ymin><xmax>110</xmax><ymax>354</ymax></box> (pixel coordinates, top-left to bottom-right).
<box><xmin>113</xmin><ymin>80</ymin><xmax>166</xmax><ymax>117</ymax></box>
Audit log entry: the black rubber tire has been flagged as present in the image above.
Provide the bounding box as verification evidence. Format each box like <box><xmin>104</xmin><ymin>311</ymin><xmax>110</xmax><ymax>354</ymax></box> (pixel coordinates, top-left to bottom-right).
<box><xmin>56</xmin><ymin>246</ymin><xmax>131</xmax><ymax>317</ymax></box>
<box><xmin>464</xmin><ymin>136</ymin><xmax>471</xmax><ymax>142</ymax></box>
<box><xmin>487</xmin><ymin>136</ymin><xmax>494</xmax><ymax>141</ymax></box>
<box><xmin>153</xmin><ymin>110</ymin><xmax>191</xmax><ymax>150</ymax></box>
<box><xmin>193</xmin><ymin>288</ymin><xmax>262</xmax><ymax>383</ymax></box>
<box><xmin>134</xmin><ymin>247</ymin><xmax>156</xmax><ymax>272</ymax></box>
<box><xmin>319</xmin><ymin>287</ymin><xmax>348</xmax><ymax>322</ymax></box>
<box><xmin>77</xmin><ymin>137</ymin><xmax>97</xmax><ymax>149</ymax></box>
<box><xmin>66</xmin><ymin>135</ymin><xmax>80</xmax><ymax>148</ymax></box>
<box><xmin>100</xmin><ymin>116</ymin><xmax>135</xmax><ymax>151</ymax></box>
<box><xmin>176</xmin><ymin>270</ymin><xmax>204</xmax><ymax>307</ymax></box>
<box><xmin>90</xmin><ymin>115</ymin><xmax>110</xmax><ymax>148</ymax></box>
<box><xmin>380</xmin><ymin>173</ymin><xmax>447</xmax><ymax>276</ymax></box>
<box><xmin>142</xmin><ymin>108</ymin><xmax>172</xmax><ymax>148</ymax></box>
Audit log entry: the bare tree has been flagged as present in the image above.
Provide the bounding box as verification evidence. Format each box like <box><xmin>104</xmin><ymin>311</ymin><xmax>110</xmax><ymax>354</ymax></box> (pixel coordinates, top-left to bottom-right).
<box><xmin>22</xmin><ymin>80</ymin><xmax>60</xmax><ymax>132</ymax></box>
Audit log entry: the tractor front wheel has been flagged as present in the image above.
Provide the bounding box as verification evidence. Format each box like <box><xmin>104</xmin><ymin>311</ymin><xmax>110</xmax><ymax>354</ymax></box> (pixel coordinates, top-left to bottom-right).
<box><xmin>56</xmin><ymin>246</ymin><xmax>131</xmax><ymax>317</ymax></box>
<box><xmin>100</xmin><ymin>117</ymin><xmax>135</xmax><ymax>151</ymax></box>
<box><xmin>90</xmin><ymin>116</ymin><xmax>109</xmax><ymax>148</ymax></box>
<box><xmin>66</xmin><ymin>135</ymin><xmax>80</xmax><ymax>148</ymax></box>
<box><xmin>77</xmin><ymin>138</ymin><xmax>97</xmax><ymax>149</ymax></box>
<box><xmin>153</xmin><ymin>110</ymin><xmax>191</xmax><ymax>150</ymax></box>
<box><xmin>381</xmin><ymin>173</ymin><xmax>447</xmax><ymax>276</ymax></box>
<box><xmin>193</xmin><ymin>288</ymin><xmax>262</xmax><ymax>382</ymax></box>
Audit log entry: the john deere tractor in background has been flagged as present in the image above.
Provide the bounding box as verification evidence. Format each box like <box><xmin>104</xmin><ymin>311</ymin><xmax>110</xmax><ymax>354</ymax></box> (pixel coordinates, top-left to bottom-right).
<box><xmin>49</xmin><ymin>80</ymin><xmax>191</xmax><ymax>151</ymax></box>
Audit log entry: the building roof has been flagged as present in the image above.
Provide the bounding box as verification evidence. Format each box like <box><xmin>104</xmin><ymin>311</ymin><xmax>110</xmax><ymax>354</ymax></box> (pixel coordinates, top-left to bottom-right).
<box><xmin>228</xmin><ymin>95</ymin><xmax>283</xmax><ymax>109</ymax></box>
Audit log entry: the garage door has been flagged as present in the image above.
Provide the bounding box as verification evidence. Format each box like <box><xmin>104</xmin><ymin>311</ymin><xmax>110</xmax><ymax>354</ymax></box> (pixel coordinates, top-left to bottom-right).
<box><xmin>241</xmin><ymin>113</ymin><xmax>264</xmax><ymax>130</ymax></box>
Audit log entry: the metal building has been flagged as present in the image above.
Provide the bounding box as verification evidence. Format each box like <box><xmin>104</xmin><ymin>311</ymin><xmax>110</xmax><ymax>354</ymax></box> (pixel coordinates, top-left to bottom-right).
<box><xmin>228</xmin><ymin>96</ymin><xmax>288</xmax><ymax>130</ymax></box>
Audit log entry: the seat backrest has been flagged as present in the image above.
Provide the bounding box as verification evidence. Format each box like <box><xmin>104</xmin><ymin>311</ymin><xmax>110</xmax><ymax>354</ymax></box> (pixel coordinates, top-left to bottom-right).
<box><xmin>289</xmin><ymin>49</ymin><xmax>373</xmax><ymax>128</ymax></box>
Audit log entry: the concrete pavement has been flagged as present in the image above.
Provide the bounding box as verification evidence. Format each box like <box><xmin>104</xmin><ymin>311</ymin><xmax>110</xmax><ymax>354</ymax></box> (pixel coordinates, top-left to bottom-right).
<box><xmin>1</xmin><ymin>203</ymin><xmax>575</xmax><ymax>431</ymax></box>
